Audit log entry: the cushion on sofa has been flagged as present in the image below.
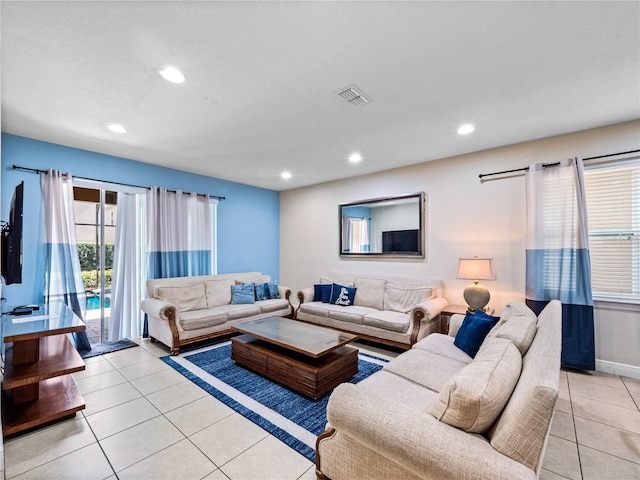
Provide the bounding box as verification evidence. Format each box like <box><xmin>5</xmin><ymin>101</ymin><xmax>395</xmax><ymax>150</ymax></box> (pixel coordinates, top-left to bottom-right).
<box><xmin>219</xmin><ymin>303</ymin><xmax>261</xmax><ymax>320</ymax></box>
<box><xmin>205</xmin><ymin>279</ymin><xmax>234</xmax><ymax>307</ymax></box>
<box><xmin>353</xmin><ymin>277</ymin><xmax>386</xmax><ymax>310</ymax></box>
<box><xmin>179</xmin><ymin>309</ymin><xmax>227</xmax><ymax>331</ymax></box>
<box><xmin>430</xmin><ymin>338</ymin><xmax>522</xmax><ymax>433</ymax></box>
<box><xmin>363</xmin><ymin>310</ymin><xmax>410</xmax><ymax>333</ymax></box>
<box><xmin>156</xmin><ymin>283</ymin><xmax>207</xmax><ymax>312</ymax></box>
<box><xmin>384</xmin><ymin>349</ymin><xmax>468</xmax><ymax>393</ymax></box>
<box><xmin>313</xmin><ymin>284</ymin><xmax>332</xmax><ymax>303</ymax></box>
<box><xmin>383</xmin><ymin>284</ymin><xmax>433</xmax><ymax>313</ymax></box>
<box><xmin>454</xmin><ymin>310</ymin><xmax>500</xmax><ymax>357</ymax></box>
<box><xmin>266</xmin><ymin>281</ymin><xmax>279</xmax><ymax>299</ymax></box>
<box><xmin>231</xmin><ymin>284</ymin><xmax>255</xmax><ymax>304</ymax></box>
<box><xmin>330</xmin><ymin>283</ymin><xmax>357</xmax><ymax>306</ymax></box>
<box><xmin>298</xmin><ymin>302</ymin><xmax>330</xmax><ymax>317</ymax></box>
<box><xmin>413</xmin><ymin>333</ymin><xmax>474</xmax><ymax>364</ymax></box>
<box><xmin>320</xmin><ymin>276</ymin><xmax>354</xmax><ymax>287</ymax></box>
<box><xmin>495</xmin><ymin>312</ymin><xmax>538</xmax><ymax>355</ymax></box>
<box><xmin>327</xmin><ymin>305</ymin><xmax>372</xmax><ymax>325</ymax></box>
<box><xmin>257</xmin><ymin>298</ymin><xmax>290</xmax><ymax>314</ymax></box>
<box><xmin>254</xmin><ymin>282</ymin><xmax>269</xmax><ymax>301</ymax></box>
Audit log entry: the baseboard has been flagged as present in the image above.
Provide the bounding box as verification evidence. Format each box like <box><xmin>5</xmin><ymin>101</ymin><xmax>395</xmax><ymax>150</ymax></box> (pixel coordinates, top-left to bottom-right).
<box><xmin>596</xmin><ymin>359</ymin><xmax>640</xmax><ymax>380</ymax></box>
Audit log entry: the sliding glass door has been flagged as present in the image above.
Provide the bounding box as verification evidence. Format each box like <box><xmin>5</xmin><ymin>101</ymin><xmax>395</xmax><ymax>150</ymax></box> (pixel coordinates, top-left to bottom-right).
<box><xmin>74</xmin><ymin>187</ymin><xmax>117</xmax><ymax>344</ymax></box>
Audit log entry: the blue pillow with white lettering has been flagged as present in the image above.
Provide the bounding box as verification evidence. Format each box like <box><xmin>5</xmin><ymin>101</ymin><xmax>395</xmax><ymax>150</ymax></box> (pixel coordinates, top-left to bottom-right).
<box><xmin>329</xmin><ymin>283</ymin><xmax>357</xmax><ymax>307</ymax></box>
<box><xmin>231</xmin><ymin>284</ymin><xmax>255</xmax><ymax>304</ymax></box>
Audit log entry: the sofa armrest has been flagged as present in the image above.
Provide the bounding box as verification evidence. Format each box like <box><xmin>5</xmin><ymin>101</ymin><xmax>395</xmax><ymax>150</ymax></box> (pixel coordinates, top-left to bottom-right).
<box><xmin>323</xmin><ymin>383</ymin><xmax>535</xmax><ymax>480</ymax></box>
<box><xmin>448</xmin><ymin>313</ymin><xmax>465</xmax><ymax>337</ymax></box>
<box><xmin>141</xmin><ymin>297</ymin><xmax>177</xmax><ymax>322</ymax></box>
<box><xmin>411</xmin><ymin>296</ymin><xmax>448</xmax><ymax>322</ymax></box>
<box><xmin>278</xmin><ymin>285</ymin><xmax>292</xmax><ymax>302</ymax></box>
<box><xmin>297</xmin><ymin>287</ymin><xmax>314</xmax><ymax>305</ymax></box>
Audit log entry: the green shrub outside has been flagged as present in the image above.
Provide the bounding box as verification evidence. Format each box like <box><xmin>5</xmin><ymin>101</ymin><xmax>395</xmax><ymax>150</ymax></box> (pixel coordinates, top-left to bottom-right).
<box><xmin>81</xmin><ymin>269</ymin><xmax>113</xmax><ymax>291</ymax></box>
<box><xmin>77</xmin><ymin>242</ymin><xmax>114</xmax><ymax>271</ymax></box>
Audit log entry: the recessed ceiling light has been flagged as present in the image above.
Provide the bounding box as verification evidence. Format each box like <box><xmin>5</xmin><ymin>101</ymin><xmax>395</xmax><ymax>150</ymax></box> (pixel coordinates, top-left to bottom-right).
<box><xmin>281</xmin><ymin>171</ymin><xmax>292</xmax><ymax>180</ymax></box>
<box><xmin>348</xmin><ymin>152</ymin><xmax>363</xmax><ymax>163</ymax></box>
<box><xmin>107</xmin><ymin>123</ymin><xmax>127</xmax><ymax>133</ymax></box>
<box><xmin>159</xmin><ymin>67</ymin><xmax>186</xmax><ymax>83</ymax></box>
<box><xmin>457</xmin><ymin>124</ymin><xmax>475</xmax><ymax>135</ymax></box>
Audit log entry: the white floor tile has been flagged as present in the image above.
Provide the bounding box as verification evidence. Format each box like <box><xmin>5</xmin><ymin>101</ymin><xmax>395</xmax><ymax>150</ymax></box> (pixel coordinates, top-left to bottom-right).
<box><xmin>75</xmin><ymin>369</ymin><xmax>128</xmax><ymax>395</ymax></box>
<box><xmin>82</xmin><ymin>382</ymin><xmax>143</xmax><ymax>417</ymax></box>
<box><xmin>165</xmin><ymin>395</ymin><xmax>235</xmax><ymax>436</ymax></box>
<box><xmin>145</xmin><ymin>380</ymin><xmax>208</xmax><ymax>413</ymax></box>
<box><xmin>130</xmin><ymin>368</ymin><xmax>188</xmax><ymax>396</ymax></box>
<box><xmin>85</xmin><ymin>397</ymin><xmax>161</xmax><ymax>440</ymax></box>
<box><xmin>117</xmin><ymin>358</ymin><xmax>171</xmax><ymax>381</ymax></box>
<box><xmin>117</xmin><ymin>438</ymin><xmax>217</xmax><ymax>480</ymax></box>
<box><xmin>99</xmin><ymin>416</ymin><xmax>185</xmax><ymax>472</ymax></box>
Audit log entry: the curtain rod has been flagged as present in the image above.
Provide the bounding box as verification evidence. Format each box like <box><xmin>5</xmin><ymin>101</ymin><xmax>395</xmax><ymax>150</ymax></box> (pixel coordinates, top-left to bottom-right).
<box><xmin>478</xmin><ymin>149</ymin><xmax>640</xmax><ymax>179</ymax></box>
<box><xmin>11</xmin><ymin>165</ymin><xmax>226</xmax><ymax>200</ymax></box>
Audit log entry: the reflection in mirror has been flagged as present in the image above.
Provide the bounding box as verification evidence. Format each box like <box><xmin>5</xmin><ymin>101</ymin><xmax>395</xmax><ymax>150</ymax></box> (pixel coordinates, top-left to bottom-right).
<box><xmin>340</xmin><ymin>192</ymin><xmax>424</xmax><ymax>257</ymax></box>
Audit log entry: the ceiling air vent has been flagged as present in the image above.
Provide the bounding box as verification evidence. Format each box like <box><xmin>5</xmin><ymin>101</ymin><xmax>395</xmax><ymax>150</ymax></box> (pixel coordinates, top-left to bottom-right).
<box><xmin>337</xmin><ymin>85</ymin><xmax>371</xmax><ymax>107</ymax></box>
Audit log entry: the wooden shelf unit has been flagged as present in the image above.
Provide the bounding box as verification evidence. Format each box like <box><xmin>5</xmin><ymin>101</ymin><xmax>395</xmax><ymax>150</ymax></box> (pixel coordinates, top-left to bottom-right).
<box><xmin>1</xmin><ymin>304</ymin><xmax>86</xmax><ymax>436</ymax></box>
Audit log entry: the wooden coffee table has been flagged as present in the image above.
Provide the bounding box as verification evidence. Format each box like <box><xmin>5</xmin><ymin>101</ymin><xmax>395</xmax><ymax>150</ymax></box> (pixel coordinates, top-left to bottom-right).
<box><xmin>231</xmin><ymin>317</ymin><xmax>359</xmax><ymax>400</ymax></box>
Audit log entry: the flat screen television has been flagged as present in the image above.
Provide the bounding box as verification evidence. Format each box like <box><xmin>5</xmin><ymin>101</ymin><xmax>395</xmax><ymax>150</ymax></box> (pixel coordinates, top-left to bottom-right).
<box><xmin>2</xmin><ymin>182</ymin><xmax>24</xmax><ymax>285</ymax></box>
<box><xmin>382</xmin><ymin>229</ymin><xmax>419</xmax><ymax>254</ymax></box>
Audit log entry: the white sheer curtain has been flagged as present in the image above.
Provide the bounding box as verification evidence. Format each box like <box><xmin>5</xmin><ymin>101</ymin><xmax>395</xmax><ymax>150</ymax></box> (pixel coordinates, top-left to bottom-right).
<box><xmin>109</xmin><ymin>192</ymin><xmax>146</xmax><ymax>341</ymax></box>
<box><xmin>41</xmin><ymin>170</ymin><xmax>91</xmax><ymax>351</ymax></box>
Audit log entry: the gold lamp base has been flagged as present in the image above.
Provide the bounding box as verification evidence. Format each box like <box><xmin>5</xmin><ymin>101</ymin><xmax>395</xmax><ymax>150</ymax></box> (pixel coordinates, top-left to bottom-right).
<box><xmin>463</xmin><ymin>281</ymin><xmax>490</xmax><ymax>312</ymax></box>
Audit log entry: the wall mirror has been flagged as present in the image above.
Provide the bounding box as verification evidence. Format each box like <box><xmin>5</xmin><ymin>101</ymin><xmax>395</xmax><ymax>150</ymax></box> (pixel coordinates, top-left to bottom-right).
<box><xmin>340</xmin><ymin>192</ymin><xmax>425</xmax><ymax>258</ymax></box>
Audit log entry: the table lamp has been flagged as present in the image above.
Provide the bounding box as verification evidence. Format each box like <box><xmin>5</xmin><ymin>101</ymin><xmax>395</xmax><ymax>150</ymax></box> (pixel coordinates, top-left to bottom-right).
<box><xmin>457</xmin><ymin>257</ymin><xmax>495</xmax><ymax>312</ymax></box>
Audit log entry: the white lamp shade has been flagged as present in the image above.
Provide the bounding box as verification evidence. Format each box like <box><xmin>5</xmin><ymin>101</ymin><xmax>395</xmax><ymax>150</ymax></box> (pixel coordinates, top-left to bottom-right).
<box><xmin>457</xmin><ymin>257</ymin><xmax>495</xmax><ymax>281</ymax></box>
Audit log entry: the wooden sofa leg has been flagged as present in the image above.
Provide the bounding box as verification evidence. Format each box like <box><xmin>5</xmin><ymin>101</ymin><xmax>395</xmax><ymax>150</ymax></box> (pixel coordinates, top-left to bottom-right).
<box><xmin>149</xmin><ymin>336</ymin><xmax>157</xmax><ymax>343</ymax></box>
<box><xmin>170</xmin><ymin>346</ymin><xmax>180</xmax><ymax>356</ymax></box>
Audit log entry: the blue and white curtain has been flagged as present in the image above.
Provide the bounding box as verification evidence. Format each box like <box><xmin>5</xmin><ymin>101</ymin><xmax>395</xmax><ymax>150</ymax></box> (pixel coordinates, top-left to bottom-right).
<box><xmin>109</xmin><ymin>192</ymin><xmax>146</xmax><ymax>341</ymax></box>
<box><xmin>525</xmin><ymin>157</ymin><xmax>595</xmax><ymax>370</ymax></box>
<box><xmin>41</xmin><ymin>170</ymin><xmax>91</xmax><ymax>351</ymax></box>
<box><xmin>145</xmin><ymin>187</ymin><xmax>216</xmax><ymax>334</ymax></box>
<box><xmin>342</xmin><ymin>216</ymin><xmax>371</xmax><ymax>253</ymax></box>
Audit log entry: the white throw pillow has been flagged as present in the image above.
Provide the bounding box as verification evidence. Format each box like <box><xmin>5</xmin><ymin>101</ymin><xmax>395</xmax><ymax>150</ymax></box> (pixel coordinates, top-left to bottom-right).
<box><xmin>430</xmin><ymin>337</ymin><xmax>522</xmax><ymax>433</ymax></box>
<box><xmin>156</xmin><ymin>283</ymin><xmax>207</xmax><ymax>312</ymax></box>
<box><xmin>383</xmin><ymin>284</ymin><xmax>433</xmax><ymax>313</ymax></box>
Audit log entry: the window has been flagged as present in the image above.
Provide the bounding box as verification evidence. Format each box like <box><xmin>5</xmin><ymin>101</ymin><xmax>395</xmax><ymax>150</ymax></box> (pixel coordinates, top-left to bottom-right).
<box><xmin>584</xmin><ymin>159</ymin><xmax>640</xmax><ymax>303</ymax></box>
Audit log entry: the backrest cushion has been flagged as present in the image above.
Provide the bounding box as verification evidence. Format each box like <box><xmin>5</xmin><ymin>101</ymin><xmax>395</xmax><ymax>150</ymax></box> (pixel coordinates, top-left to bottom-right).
<box><xmin>430</xmin><ymin>338</ymin><xmax>522</xmax><ymax>433</ymax></box>
<box><xmin>354</xmin><ymin>277</ymin><xmax>386</xmax><ymax>310</ymax></box>
<box><xmin>478</xmin><ymin>302</ymin><xmax>537</xmax><ymax>356</ymax></box>
<box><xmin>231</xmin><ymin>283</ymin><xmax>256</xmax><ymax>304</ymax></box>
<box><xmin>454</xmin><ymin>310</ymin><xmax>500</xmax><ymax>358</ymax></box>
<box><xmin>329</xmin><ymin>283</ymin><xmax>357</xmax><ymax>307</ymax></box>
<box><xmin>204</xmin><ymin>279</ymin><xmax>235</xmax><ymax>307</ymax></box>
<box><xmin>383</xmin><ymin>284</ymin><xmax>433</xmax><ymax>313</ymax></box>
<box><xmin>157</xmin><ymin>283</ymin><xmax>207</xmax><ymax>312</ymax></box>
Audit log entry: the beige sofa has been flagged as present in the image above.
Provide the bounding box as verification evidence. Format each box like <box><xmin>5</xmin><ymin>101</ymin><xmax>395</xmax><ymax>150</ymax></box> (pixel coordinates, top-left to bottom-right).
<box><xmin>316</xmin><ymin>300</ymin><xmax>562</xmax><ymax>480</ymax></box>
<box><xmin>296</xmin><ymin>275</ymin><xmax>448</xmax><ymax>349</ymax></box>
<box><xmin>141</xmin><ymin>272</ymin><xmax>292</xmax><ymax>355</ymax></box>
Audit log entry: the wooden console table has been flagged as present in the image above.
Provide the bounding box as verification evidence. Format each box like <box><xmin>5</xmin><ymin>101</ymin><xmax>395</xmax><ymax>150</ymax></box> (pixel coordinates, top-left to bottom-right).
<box><xmin>1</xmin><ymin>303</ymin><xmax>86</xmax><ymax>436</ymax></box>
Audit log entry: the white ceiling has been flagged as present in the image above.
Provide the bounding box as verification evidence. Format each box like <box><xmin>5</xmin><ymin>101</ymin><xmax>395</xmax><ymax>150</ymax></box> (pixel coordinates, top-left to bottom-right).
<box><xmin>2</xmin><ymin>1</ymin><xmax>639</xmax><ymax>191</ymax></box>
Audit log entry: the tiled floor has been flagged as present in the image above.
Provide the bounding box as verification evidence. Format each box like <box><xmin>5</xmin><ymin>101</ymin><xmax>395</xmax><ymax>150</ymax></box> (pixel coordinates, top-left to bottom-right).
<box><xmin>3</xmin><ymin>338</ymin><xmax>639</xmax><ymax>480</ymax></box>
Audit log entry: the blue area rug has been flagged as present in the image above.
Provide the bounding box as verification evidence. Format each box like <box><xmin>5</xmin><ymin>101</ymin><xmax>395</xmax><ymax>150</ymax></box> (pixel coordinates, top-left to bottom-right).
<box><xmin>161</xmin><ymin>342</ymin><xmax>387</xmax><ymax>461</ymax></box>
<box><xmin>80</xmin><ymin>339</ymin><xmax>139</xmax><ymax>359</ymax></box>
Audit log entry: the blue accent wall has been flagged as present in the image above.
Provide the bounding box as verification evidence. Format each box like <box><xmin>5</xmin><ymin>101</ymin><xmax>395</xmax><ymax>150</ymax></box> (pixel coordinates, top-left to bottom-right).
<box><xmin>1</xmin><ymin>134</ymin><xmax>280</xmax><ymax>306</ymax></box>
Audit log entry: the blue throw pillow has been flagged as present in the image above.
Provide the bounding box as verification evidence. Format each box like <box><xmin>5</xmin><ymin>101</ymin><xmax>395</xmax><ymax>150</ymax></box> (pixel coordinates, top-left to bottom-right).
<box><xmin>231</xmin><ymin>284</ymin><xmax>255</xmax><ymax>304</ymax></box>
<box><xmin>329</xmin><ymin>283</ymin><xmax>357</xmax><ymax>307</ymax></box>
<box><xmin>254</xmin><ymin>282</ymin><xmax>269</xmax><ymax>301</ymax></box>
<box><xmin>454</xmin><ymin>311</ymin><xmax>500</xmax><ymax>358</ymax></box>
<box><xmin>313</xmin><ymin>284</ymin><xmax>332</xmax><ymax>303</ymax></box>
<box><xmin>266</xmin><ymin>281</ymin><xmax>279</xmax><ymax>299</ymax></box>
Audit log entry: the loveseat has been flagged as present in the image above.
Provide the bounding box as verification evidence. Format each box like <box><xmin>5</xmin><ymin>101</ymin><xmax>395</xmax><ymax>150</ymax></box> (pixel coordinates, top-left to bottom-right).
<box><xmin>296</xmin><ymin>275</ymin><xmax>448</xmax><ymax>349</ymax></box>
<box><xmin>141</xmin><ymin>272</ymin><xmax>292</xmax><ymax>355</ymax></box>
<box><xmin>316</xmin><ymin>300</ymin><xmax>562</xmax><ymax>480</ymax></box>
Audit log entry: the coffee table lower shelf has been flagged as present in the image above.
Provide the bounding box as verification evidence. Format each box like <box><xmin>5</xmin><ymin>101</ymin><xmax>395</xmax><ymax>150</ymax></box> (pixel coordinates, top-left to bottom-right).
<box><xmin>231</xmin><ymin>334</ymin><xmax>358</xmax><ymax>400</ymax></box>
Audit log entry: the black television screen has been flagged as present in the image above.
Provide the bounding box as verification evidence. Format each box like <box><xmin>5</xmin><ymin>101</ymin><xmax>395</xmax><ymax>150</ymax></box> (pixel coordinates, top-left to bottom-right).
<box><xmin>382</xmin><ymin>229</ymin><xmax>419</xmax><ymax>253</ymax></box>
<box><xmin>2</xmin><ymin>182</ymin><xmax>24</xmax><ymax>285</ymax></box>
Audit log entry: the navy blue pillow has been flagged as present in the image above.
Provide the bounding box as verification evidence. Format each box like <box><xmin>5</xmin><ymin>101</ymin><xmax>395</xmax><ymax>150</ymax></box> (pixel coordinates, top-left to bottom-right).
<box><xmin>231</xmin><ymin>284</ymin><xmax>255</xmax><ymax>304</ymax></box>
<box><xmin>329</xmin><ymin>283</ymin><xmax>357</xmax><ymax>307</ymax></box>
<box><xmin>313</xmin><ymin>284</ymin><xmax>332</xmax><ymax>303</ymax></box>
<box><xmin>454</xmin><ymin>311</ymin><xmax>500</xmax><ymax>358</ymax></box>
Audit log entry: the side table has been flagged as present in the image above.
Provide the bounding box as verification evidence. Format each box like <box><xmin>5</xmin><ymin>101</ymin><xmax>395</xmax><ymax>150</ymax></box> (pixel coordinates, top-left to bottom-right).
<box><xmin>1</xmin><ymin>302</ymin><xmax>86</xmax><ymax>436</ymax></box>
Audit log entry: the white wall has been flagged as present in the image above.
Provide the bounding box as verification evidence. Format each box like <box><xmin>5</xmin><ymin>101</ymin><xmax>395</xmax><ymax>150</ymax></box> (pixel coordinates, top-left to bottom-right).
<box><xmin>280</xmin><ymin>120</ymin><xmax>640</xmax><ymax>372</ymax></box>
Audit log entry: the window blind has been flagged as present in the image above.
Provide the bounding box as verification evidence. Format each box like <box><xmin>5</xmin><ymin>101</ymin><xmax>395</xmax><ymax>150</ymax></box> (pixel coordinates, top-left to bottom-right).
<box><xmin>584</xmin><ymin>159</ymin><xmax>640</xmax><ymax>302</ymax></box>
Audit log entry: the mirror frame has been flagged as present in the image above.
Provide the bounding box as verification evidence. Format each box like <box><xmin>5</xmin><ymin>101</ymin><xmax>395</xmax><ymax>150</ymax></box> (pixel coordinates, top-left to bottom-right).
<box><xmin>339</xmin><ymin>191</ymin><xmax>425</xmax><ymax>258</ymax></box>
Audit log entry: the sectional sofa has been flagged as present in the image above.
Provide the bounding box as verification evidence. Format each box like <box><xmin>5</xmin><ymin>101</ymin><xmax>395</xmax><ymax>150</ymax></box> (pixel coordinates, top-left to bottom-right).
<box><xmin>316</xmin><ymin>300</ymin><xmax>562</xmax><ymax>480</ymax></box>
<box><xmin>296</xmin><ymin>274</ymin><xmax>448</xmax><ymax>349</ymax></box>
<box><xmin>141</xmin><ymin>272</ymin><xmax>292</xmax><ymax>355</ymax></box>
